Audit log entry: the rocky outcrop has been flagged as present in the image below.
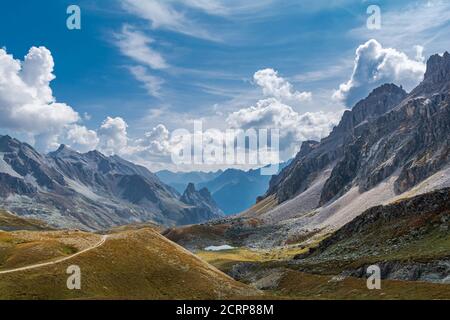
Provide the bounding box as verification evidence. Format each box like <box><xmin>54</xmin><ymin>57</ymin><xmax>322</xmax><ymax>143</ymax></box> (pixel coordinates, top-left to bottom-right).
<box><xmin>265</xmin><ymin>83</ymin><xmax>407</xmax><ymax>204</ymax></box>
<box><xmin>263</xmin><ymin>53</ymin><xmax>450</xmax><ymax>208</ymax></box>
<box><xmin>316</xmin><ymin>188</ymin><xmax>450</xmax><ymax>246</ymax></box>
<box><xmin>410</xmin><ymin>51</ymin><xmax>450</xmax><ymax>98</ymax></box>
<box><xmin>343</xmin><ymin>259</ymin><xmax>450</xmax><ymax>283</ymax></box>
<box><xmin>293</xmin><ymin>188</ymin><xmax>450</xmax><ymax>283</ymax></box>
<box><xmin>179</xmin><ymin>183</ymin><xmax>223</xmax><ymax>223</ymax></box>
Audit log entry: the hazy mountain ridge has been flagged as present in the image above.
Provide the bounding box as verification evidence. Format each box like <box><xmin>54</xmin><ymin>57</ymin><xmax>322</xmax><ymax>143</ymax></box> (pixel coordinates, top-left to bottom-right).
<box><xmin>0</xmin><ymin>138</ymin><xmax>222</xmax><ymax>230</ymax></box>
<box><xmin>158</xmin><ymin>163</ymin><xmax>290</xmax><ymax>215</ymax></box>
<box><xmin>156</xmin><ymin>170</ymin><xmax>223</xmax><ymax>194</ymax></box>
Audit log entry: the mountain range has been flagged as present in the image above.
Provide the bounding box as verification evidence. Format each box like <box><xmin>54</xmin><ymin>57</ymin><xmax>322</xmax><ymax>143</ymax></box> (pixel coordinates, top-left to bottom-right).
<box><xmin>157</xmin><ymin>163</ymin><xmax>289</xmax><ymax>215</ymax></box>
<box><xmin>242</xmin><ymin>52</ymin><xmax>450</xmax><ymax>239</ymax></box>
<box><xmin>0</xmin><ymin>139</ymin><xmax>223</xmax><ymax>230</ymax></box>
<box><xmin>1</xmin><ymin>52</ymin><xmax>450</xmax><ymax>300</ymax></box>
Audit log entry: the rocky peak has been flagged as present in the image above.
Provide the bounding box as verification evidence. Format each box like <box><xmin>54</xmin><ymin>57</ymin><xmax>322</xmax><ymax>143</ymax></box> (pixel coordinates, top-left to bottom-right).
<box><xmin>410</xmin><ymin>52</ymin><xmax>450</xmax><ymax>98</ymax></box>
<box><xmin>49</xmin><ymin>144</ymin><xmax>80</xmax><ymax>159</ymax></box>
<box><xmin>198</xmin><ymin>187</ymin><xmax>213</xmax><ymax>200</ymax></box>
<box><xmin>180</xmin><ymin>183</ymin><xmax>223</xmax><ymax>216</ymax></box>
<box><xmin>186</xmin><ymin>182</ymin><xmax>196</xmax><ymax>193</ymax></box>
<box><xmin>0</xmin><ymin>135</ymin><xmax>26</xmax><ymax>153</ymax></box>
<box><xmin>336</xmin><ymin>83</ymin><xmax>407</xmax><ymax>133</ymax></box>
<box><xmin>181</xmin><ymin>183</ymin><xmax>198</xmax><ymax>202</ymax></box>
<box><xmin>424</xmin><ymin>51</ymin><xmax>450</xmax><ymax>83</ymax></box>
<box><xmin>297</xmin><ymin>140</ymin><xmax>319</xmax><ymax>159</ymax></box>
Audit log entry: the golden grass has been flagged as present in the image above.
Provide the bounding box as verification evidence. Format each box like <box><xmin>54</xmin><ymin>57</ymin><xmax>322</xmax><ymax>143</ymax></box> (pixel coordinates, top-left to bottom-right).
<box><xmin>0</xmin><ymin>228</ymin><xmax>259</xmax><ymax>300</ymax></box>
<box><xmin>241</xmin><ymin>195</ymin><xmax>278</xmax><ymax>217</ymax></box>
<box><xmin>0</xmin><ymin>231</ymin><xmax>101</xmax><ymax>270</ymax></box>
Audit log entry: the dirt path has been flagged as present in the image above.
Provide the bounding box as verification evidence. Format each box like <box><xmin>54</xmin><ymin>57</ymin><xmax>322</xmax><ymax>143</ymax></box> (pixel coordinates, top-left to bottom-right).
<box><xmin>0</xmin><ymin>235</ymin><xmax>108</xmax><ymax>275</ymax></box>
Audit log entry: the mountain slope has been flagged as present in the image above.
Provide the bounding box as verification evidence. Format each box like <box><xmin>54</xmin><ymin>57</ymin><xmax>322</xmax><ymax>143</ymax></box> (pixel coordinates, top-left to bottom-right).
<box><xmin>0</xmin><ymin>138</ymin><xmax>222</xmax><ymax>230</ymax></box>
<box><xmin>0</xmin><ymin>209</ymin><xmax>51</xmax><ymax>231</ymax></box>
<box><xmin>294</xmin><ymin>188</ymin><xmax>450</xmax><ymax>283</ymax></box>
<box><xmin>251</xmin><ymin>52</ymin><xmax>450</xmax><ymax>234</ymax></box>
<box><xmin>0</xmin><ymin>227</ymin><xmax>257</xmax><ymax>299</ymax></box>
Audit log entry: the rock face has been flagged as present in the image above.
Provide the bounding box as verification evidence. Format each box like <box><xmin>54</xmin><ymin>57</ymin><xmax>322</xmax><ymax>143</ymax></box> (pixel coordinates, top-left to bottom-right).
<box><xmin>265</xmin><ymin>83</ymin><xmax>408</xmax><ymax>203</ymax></box>
<box><xmin>296</xmin><ymin>188</ymin><xmax>450</xmax><ymax>283</ymax></box>
<box><xmin>0</xmin><ymin>137</ymin><xmax>223</xmax><ymax>230</ymax></box>
<box><xmin>263</xmin><ymin>52</ymin><xmax>450</xmax><ymax>209</ymax></box>
<box><xmin>179</xmin><ymin>183</ymin><xmax>223</xmax><ymax>223</ymax></box>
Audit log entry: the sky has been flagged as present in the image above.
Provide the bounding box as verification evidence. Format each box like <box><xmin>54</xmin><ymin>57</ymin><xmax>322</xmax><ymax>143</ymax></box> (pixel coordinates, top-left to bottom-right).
<box><xmin>0</xmin><ymin>0</ymin><xmax>449</xmax><ymax>172</ymax></box>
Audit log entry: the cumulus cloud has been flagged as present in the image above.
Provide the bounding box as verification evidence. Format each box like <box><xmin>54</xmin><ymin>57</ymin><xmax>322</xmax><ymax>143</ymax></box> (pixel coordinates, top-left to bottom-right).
<box><xmin>254</xmin><ymin>68</ymin><xmax>312</xmax><ymax>103</ymax></box>
<box><xmin>141</xmin><ymin>124</ymin><xmax>173</xmax><ymax>155</ymax></box>
<box><xmin>98</xmin><ymin>117</ymin><xmax>129</xmax><ymax>155</ymax></box>
<box><xmin>114</xmin><ymin>24</ymin><xmax>168</xmax><ymax>70</ymax></box>
<box><xmin>227</xmin><ymin>98</ymin><xmax>343</xmax><ymax>158</ymax></box>
<box><xmin>333</xmin><ymin>39</ymin><xmax>426</xmax><ymax>107</ymax></box>
<box><xmin>65</xmin><ymin>125</ymin><xmax>99</xmax><ymax>153</ymax></box>
<box><xmin>0</xmin><ymin>46</ymin><xmax>80</xmax><ymax>150</ymax></box>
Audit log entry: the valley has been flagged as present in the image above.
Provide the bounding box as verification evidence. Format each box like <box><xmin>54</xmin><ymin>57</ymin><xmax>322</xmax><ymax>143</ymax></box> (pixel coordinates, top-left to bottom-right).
<box><xmin>0</xmin><ymin>51</ymin><xmax>450</xmax><ymax>300</ymax></box>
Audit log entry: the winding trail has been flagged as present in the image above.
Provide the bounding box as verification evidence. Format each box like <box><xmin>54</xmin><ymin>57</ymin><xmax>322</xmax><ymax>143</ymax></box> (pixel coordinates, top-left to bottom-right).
<box><xmin>0</xmin><ymin>235</ymin><xmax>108</xmax><ymax>275</ymax></box>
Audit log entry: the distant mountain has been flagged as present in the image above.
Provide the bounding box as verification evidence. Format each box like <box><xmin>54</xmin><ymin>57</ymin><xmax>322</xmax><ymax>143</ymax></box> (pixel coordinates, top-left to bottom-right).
<box><xmin>198</xmin><ymin>164</ymin><xmax>289</xmax><ymax>215</ymax></box>
<box><xmin>180</xmin><ymin>183</ymin><xmax>223</xmax><ymax>218</ymax></box>
<box><xmin>0</xmin><ymin>137</ymin><xmax>222</xmax><ymax>230</ymax></box>
<box><xmin>158</xmin><ymin>163</ymin><xmax>289</xmax><ymax>216</ymax></box>
<box><xmin>156</xmin><ymin>170</ymin><xmax>222</xmax><ymax>193</ymax></box>
<box><xmin>250</xmin><ymin>52</ymin><xmax>450</xmax><ymax>233</ymax></box>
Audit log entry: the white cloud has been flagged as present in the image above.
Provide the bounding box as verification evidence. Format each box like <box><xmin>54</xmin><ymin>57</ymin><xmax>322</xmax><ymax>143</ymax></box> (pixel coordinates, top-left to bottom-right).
<box><xmin>142</xmin><ymin>124</ymin><xmax>173</xmax><ymax>155</ymax></box>
<box><xmin>98</xmin><ymin>117</ymin><xmax>129</xmax><ymax>155</ymax></box>
<box><xmin>227</xmin><ymin>98</ymin><xmax>342</xmax><ymax>158</ymax></box>
<box><xmin>121</xmin><ymin>0</ymin><xmax>217</xmax><ymax>40</ymax></box>
<box><xmin>333</xmin><ymin>39</ymin><xmax>426</xmax><ymax>107</ymax></box>
<box><xmin>254</xmin><ymin>68</ymin><xmax>312</xmax><ymax>103</ymax></box>
<box><xmin>128</xmin><ymin>65</ymin><xmax>164</xmax><ymax>98</ymax></box>
<box><xmin>114</xmin><ymin>24</ymin><xmax>168</xmax><ymax>70</ymax></box>
<box><xmin>0</xmin><ymin>46</ymin><xmax>79</xmax><ymax>150</ymax></box>
<box><xmin>65</xmin><ymin>125</ymin><xmax>99</xmax><ymax>153</ymax></box>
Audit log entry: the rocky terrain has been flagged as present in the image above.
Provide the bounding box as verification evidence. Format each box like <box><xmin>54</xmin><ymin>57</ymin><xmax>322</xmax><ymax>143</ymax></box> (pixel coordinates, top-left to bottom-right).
<box><xmin>237</xmin><ymin>52</ymin><xmax>450</xmax><ymax>243</ymax></box>
<box><xmin>0</xmin><ymin>137</ymin><xmax>222</xmax><ymax>230</ymax></box>
<box><xmin>291</xmin><ymin>188</ymin><xmax>450</xmax><ymax>283</ymax></box>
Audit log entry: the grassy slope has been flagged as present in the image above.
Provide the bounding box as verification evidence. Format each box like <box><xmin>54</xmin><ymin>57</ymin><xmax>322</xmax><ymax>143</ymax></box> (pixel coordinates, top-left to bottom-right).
<box><xmin>0</xmin><ymin>228</ymin><xmax>258</xmax><ymax>300</ymax></box>
<box><xmin>0</xmin><ymin>230</ymin><xmax>99</xmax><ymax>270</ymax></box>
<box><xmin>192</xmin><ymin>189</ymin><xmax>450</xmax><ymax>300</ymax></box>
<box><xmin>0</xmin><ymin>209</ymin><xmax>51</xmax><ymax>231</ymax></box>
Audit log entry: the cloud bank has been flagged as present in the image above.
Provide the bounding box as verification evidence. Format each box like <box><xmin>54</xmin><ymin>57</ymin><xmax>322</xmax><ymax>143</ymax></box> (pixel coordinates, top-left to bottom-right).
<box><xmin>333</xmin><ymin>39</ymin><xmax>426</xmax><ymax>107</ymax></box>
<box><xmin>0</xmin><ymin>47</ymin><xmax>84</xmax><ymax>150</ymax></box>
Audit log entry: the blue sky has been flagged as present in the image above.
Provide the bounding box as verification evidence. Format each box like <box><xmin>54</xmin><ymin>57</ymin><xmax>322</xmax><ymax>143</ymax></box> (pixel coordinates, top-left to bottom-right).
<box><xmin>0</xmin><ymin>0</ymin><xmax>449</xmax><ymax>171</ymax></box>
